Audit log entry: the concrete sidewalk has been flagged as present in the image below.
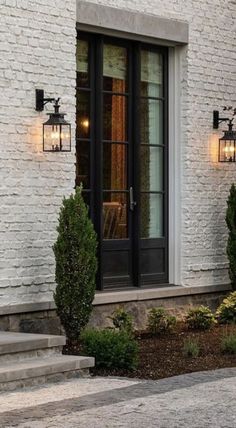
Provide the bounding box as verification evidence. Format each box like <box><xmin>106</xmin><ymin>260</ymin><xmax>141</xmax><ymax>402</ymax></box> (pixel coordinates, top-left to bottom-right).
<box><xmin>0</xmin><ymin>368</ymin><xmax>236</xmax><ymax>427</ymax></box>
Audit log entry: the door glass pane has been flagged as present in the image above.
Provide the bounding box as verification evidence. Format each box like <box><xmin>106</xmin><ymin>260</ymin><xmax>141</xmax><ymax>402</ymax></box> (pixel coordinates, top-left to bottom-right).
<box><xmin>140</xmin><ymin>146</ymin><xmax>163</xmax><ymax>192</ymax></box>
<box><xmin>76</xmin><ymin>39</ymin><xmax>89</xmax><ymax>87</ymax></box>
<box><xmin>77</xmin><ymin>91</ymin><xmax>90</xmax><ymax>139</ymax></box>
<box><xmin>103</xmin><ymin>95</ymin><xmax>128</xmax><ymax>141</ymax></box>
<box><xmin>76</xmin><ymin>141</ymin><xmax>90</xmax><ymax>188</ymax></box>
<box><xmin>103</xmin><ymin>143</ymin><xmax>127</xmax><ymax>190</ymax></box>
<box><xmin>141</xmin><ymin>193</ymin><xmax>163</xmax><ymax>238</ymax></box>
<box><xmin>103</xmin><ymin>193</ymin><xmax>128</xmax><ymax>239</ymax></box>
<box><xmin>141</xmin><ymin>50</ymin><xmax>163</xmax><ymax>98</ymax></box>
<box><xmin>103</xmin><ymin>44</ymin><xmax>128</xmax><ymax>92</ymax></box>
<box><xmin>140</xmin><ymin>99</ymin><xmax>163</xmax><ymax>145</ymax></box>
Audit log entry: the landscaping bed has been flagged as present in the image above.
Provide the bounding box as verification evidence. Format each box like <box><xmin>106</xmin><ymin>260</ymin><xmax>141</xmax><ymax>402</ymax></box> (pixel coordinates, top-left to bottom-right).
<box><xmin>63</xmin><ymin>323</ymin><xmax>236</xmax><ymax>380</ymax></box>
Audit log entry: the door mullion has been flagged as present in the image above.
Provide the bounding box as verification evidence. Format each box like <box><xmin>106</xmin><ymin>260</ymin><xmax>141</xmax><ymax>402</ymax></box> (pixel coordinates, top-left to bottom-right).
<box><xmin>94</xmin><ymin>35</ymin><xmax>103</xmax><ymax>291</ymax></box>
<box><xmin>132</xmin><ymin>41</ymin><xmax>141</xmax><ymax>288</ymax></box>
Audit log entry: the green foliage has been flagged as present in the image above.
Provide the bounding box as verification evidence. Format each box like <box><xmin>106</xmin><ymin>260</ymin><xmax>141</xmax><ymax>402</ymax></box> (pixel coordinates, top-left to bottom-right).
<box><xmin>186</xmin><ymin>306</ymin><xmax>216</xmax><ymax>330</ymax></box>
<box><xmin>216</xmin><ymin>292</ymin><xmax>236</xmax><ymax>324</ymax></box>
<box><xmin>182</xmin><ymin>339</ymin><xmax>200</xmax><ymax>358</ymax></box>
<box><xmin>221</xmin><ymin>334</ymin><xmax>236</xmax><ymax>354</ymax></box>
<box><xmin>226</xmin><ymin>184</ymin><xmax>236</xmax><ymax>290</ymax></box>
<box><xmin>147</xmin><ymin>307</ymin><xmax>177</xmax><ymax>335</ymax></box>
<box><xmin>53</xmin><ymin>186</ymin><xmax>97</xmax><ymax>341</ymax></box>
<box><xmin>109</xmin><ymin>307</ymin><xmax>133</xmax><ymax>333</ymax></box>
<box><xmin>80</xmin><ymin>328</ymin><xmax>139</xmax><ymax>370</ymax></box>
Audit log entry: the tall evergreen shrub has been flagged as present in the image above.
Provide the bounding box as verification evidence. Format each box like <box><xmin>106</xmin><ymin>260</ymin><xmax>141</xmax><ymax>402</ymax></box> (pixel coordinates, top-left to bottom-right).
<box><xmin>226</xmin><ymin>184</ymin><xmax>236</xmax><ymax>290</ymax></box>
<box><xmin>53</xmin><ymin>186</ymin><xmax>97</xmax><ymax>341</ymax></box>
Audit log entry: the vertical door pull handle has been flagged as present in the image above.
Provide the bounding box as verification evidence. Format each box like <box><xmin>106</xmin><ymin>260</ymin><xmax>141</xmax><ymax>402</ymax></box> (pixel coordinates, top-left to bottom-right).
<box><xmin>129</xmin><ymin>187</ymin><xmax>137</xmax><ymax>211</ymax></box>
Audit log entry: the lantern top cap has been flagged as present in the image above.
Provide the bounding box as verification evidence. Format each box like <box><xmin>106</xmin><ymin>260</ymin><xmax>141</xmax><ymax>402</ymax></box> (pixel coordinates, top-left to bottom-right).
<box><xmin>43</xmin><ymin>99</ymin><xmax>70</xmax><ymax>126</ymax></box>
<box><xmin>220</xmin><ymin>128</ymin><xmax>236</xmax><ymax>141</ymax></box>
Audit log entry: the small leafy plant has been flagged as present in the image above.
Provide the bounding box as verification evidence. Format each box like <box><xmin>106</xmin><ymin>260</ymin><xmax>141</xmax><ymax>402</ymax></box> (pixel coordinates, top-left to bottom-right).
<box><xmin>80</xmin><ymin>328</ymin><xmax>139</xmax><ymax>370</ymax></box>
<box><xmin>185</xmin><ymin>306</ymin><xmax>216</xmax><ymax>330</ymax></box>
<box><xmin>109</xmin><ymin>307</ymin><xmax>133</xmax><ymax>333</ymax></box>
<box><xmin>221</xmin><ymin>334</ymin><xmax>236</xmax><ymax>354</ymax></box>
<box><xmin>53</xmin><ymin>186</ymin><xmax>97</xmax><ymax>341</ymax></box>
<box><xmin>182</xmin><ymin>339</ymin><xmax>200</xmax><ymax>358</ymax></box>
<box><xmin>147</xmin><ymin>307</ymin><xmax>176</xmax><ymax>335</ymax></box>
<box><xmin>216</xmin><ymin>291</ymin><xmax>236</xmax><ymax>324</ymax></box>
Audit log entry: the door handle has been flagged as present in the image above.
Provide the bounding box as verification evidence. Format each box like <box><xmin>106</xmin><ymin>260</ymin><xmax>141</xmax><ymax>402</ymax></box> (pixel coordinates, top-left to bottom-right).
<box><xmin>129</xmin><ymin>187</ymin><xmax>137</xmax><ymax>211</ymax></box>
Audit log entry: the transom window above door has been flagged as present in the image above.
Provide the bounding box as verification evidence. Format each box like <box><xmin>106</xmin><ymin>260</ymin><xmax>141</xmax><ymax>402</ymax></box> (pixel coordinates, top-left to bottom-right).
<box><xmin>76</xmin><ymin>32</ymin><xmax>168</xmax><ymax>290</ymax></box>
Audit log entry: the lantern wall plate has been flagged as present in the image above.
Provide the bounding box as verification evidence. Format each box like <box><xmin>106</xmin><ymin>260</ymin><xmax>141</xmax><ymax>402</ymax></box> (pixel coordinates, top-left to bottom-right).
<box><xmin>36</xmin><ymin>89</ymin><xmax>71</xmax><ymax>152</ymax></box>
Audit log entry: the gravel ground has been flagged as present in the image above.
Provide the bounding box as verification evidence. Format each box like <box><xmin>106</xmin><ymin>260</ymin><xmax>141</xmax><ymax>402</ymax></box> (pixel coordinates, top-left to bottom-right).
<box><xmin>0</xmin><ymin>368</ymin><xmax>236</xmax><ymax>427</ymax></box>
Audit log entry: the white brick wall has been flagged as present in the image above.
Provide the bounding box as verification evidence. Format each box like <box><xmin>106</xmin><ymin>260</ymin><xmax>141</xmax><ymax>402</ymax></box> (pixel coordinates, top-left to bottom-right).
<box><xmin>0</xmin><ymin>0</ymin><xmax>76</xmax><ymax>305</ymax></box>
<box><xmin>0</xmin><ymin>0</ymin><xmax>235</xmax><ymax>307</ymax></box>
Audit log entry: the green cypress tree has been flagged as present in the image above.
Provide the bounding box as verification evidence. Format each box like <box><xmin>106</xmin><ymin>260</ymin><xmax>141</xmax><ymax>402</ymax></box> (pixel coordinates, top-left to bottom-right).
<box><xmin>53</xmin><ymin>186</ymin><xmax>97</xmax><ymax>341</ymax></box>
<box><xmin>226</xmin><ymin>184</ymin><xmax>236</xmax><ymax>290</ymax></box>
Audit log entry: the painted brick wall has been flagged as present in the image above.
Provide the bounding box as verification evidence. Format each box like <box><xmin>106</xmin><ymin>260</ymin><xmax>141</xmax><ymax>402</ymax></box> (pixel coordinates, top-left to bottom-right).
<box><xmin>82</xmin><ymin>0</ymin><xmax>236</xmax><ymax>287</ymax></box>
<box><xmin>0</xmin><ymin>0</ymin><xmax>76</xmax><ymax>305</ymax></box>
<box><xmin>0</xmin><ymin>0</ymin><xmax>235</xmax><ymax>308</ymax></box>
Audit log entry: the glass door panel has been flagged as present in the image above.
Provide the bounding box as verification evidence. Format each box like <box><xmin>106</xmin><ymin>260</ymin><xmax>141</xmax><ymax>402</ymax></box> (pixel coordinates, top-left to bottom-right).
<box><xmin>141</xmin><ymin>50</ymin><xmax>163</xmax><ymax>97</ymax></box>
<box><xmin>103</xmin><ymin>44</ymin><xmax>128</xmax><ymax>92</ymax></box>
<box><xmin>103</xmin><ymin>143</ymin><xmax>127</xmax><ymax>190</ymax></box>
<box><xmin>103</xmin><ymin>192</ymin><xmax>128</xmax><ymax>240</ymax></box>
<box><xmin>140</xmin><ymin>193</ymin><xmax>163</xmax><ymax>238</ymax></box>
<box><xmin>103</xmin><ymin>95</ymin><xmax>128</xmax><ymax>141</ymax></box>
<box><xmin>76</xmin><ymin>141</ymin><xmax>90</xmax><ymax>188</ymax></box>
<box><xmin>76</xmin><ymin>91</ymin><xmax>90</xmax><ymax>139</ymax></box>
<box><xmin>139</xmin><ymin>48</ymin><xmax>167</xmax><ymax>284</ymax></box>
<box><xmin>140</xmin><ymin>146</ymin><xmax>163</xmax><ymax>192</ymax></box>
<box><xmin>102</xmin><ymin>42</ymin><xmax>132</xmax><ymax>288</ymax></box>
<box><xmin>140</xmin><ymin>99</ymin><xmax>163</xmax><ymax>145</ymax></box>
<box><xmin>76</xmin><ymin>39</ymin><xmax>90</xmax><ymax>87</ymax></box>
<box><xmin>76</xmin><ymin>36</ymin><xmax>93</xmax><ymax>216</ymax></box>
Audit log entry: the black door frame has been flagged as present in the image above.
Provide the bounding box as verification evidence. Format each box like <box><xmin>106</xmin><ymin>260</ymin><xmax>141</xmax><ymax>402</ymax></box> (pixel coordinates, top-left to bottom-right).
<box><xmin>76</xmin><ymin>31</ymin><xmax>169</xmax><ymax>290</ymax></box>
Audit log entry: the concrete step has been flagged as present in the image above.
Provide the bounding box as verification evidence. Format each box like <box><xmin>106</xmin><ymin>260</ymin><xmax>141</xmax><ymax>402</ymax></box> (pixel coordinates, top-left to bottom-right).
<box><xmin>0</xmin><ymin>331</ymin><xmax>66</xmax><ymax>363</ymax></box>
<box><xmin>0</xmin><ymin>354</ymin><xmax>95</xmax><ymax>391</ymax></box>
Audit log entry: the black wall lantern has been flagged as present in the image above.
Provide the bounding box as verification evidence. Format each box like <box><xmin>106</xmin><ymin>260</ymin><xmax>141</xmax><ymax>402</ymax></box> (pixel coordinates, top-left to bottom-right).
<box><xmin>36</xmin><ymin>89</ymin><xmax>71</xmax><ymax>152</ymax></box>
<box><xmin>213</xmin><ymin>107</ymin><xmax>236</xmax><ymax>162</ymax></box>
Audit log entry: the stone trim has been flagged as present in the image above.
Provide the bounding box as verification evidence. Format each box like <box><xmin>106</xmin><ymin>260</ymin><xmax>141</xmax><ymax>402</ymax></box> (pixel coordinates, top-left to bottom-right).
<box><xmin>76</xmin><ymin>1</ymin><xmax>189</xmax><ymax>45</ymax></box>
<box><xmin>0</xmin><ymin>284</ymin><xmax>231</xmax><ymax>316</ymax></box>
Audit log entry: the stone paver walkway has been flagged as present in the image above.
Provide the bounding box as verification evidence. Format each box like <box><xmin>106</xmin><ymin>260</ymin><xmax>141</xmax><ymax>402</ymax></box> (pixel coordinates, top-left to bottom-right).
<box><xmin>0</xmin><ymin>368</ymin><xmax>236</xmax><ymax>427</ymax></box>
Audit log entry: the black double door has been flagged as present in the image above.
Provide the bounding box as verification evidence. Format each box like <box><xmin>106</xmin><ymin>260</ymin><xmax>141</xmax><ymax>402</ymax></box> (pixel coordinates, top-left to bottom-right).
<box><xmin>76</xmin><ymin>32</ymin><xmax>168</xmax><ymax>290</ymax></box>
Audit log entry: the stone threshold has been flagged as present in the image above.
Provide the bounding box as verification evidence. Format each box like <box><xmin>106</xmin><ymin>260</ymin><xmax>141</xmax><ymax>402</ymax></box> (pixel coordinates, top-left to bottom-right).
<box><xmin>0</xmin><ymin>283</ymin><xmax>231</xmax><ymax>316</ymax></box>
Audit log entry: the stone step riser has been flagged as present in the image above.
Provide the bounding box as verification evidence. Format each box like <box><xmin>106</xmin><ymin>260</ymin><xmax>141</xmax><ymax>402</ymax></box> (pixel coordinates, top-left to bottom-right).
<box><xmin>0</xmin><ymin>332</ymin><xmax>66</xmax><ymax>357</ymax></box>
<box><xmin>0</xmin><ymin>355</ymin><xmax>95</xmax><ymax>389</ymax></box>
<box><xmin>0</xmin><ymin>369</ymin><xmax>89</xmax><ymax>392</ymax></box>
<box><xmin>0</xmin><ymin>346</ymin><xmax>63</xmax><ymax>364</ymax></box>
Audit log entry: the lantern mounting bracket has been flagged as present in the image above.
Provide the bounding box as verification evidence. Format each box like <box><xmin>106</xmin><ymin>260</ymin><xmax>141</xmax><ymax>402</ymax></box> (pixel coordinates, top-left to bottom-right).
<box><xmin>35</xmin><ymin>89</ymin><xmax>60</xmax><ymax>112</ymax></box>
<box><xmin>213</xmin><ymin>107</ymin><xmax>236</xmax><ymax>129</ymax></box>
<box><xmin>213</xmin><ymin>110</ymin><xmax>229</xmax><ymax>129</ymax></box>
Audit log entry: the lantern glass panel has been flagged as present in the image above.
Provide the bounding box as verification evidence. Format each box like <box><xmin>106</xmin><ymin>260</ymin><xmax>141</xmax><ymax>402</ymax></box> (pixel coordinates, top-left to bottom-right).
<box><xmin>61</xmin><ymin>124</ymin><xmax>71</xmax><ymax>151</ymax></box>
<box><xmin>43</xmin><ymin>123</ymin><xmax>71</xmax><ymax>152</ymax></box>
<box><xmin>219</xmin><ymin>138</ymin><xmax>236</xmax><ymax>162</ymax></box>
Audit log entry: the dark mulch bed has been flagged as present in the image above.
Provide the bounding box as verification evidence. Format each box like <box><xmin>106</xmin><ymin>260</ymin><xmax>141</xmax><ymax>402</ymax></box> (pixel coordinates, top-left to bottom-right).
<box><xmin>63</xmin><ymin>324</ymin><xmax>236</xmax><ymax>380</ymax></box>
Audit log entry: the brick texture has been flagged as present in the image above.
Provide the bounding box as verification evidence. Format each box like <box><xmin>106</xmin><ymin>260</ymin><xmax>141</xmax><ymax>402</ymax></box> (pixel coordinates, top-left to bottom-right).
<box><xmin>0</xmin><ymin>0</ymin><xmax>76</xmax><ymax>305</ymax></box>
<box><xmin>0</xmin><ymin>0</ymin><xmax>236</xmax><ymax>307</ymax></box>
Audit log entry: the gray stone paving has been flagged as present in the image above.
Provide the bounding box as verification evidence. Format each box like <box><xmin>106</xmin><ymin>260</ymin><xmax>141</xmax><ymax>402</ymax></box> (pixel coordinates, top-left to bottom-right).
<box><xmin>0</xmin><ymin>368</ymin><xmax>236</xmax><ymax>427</ymax></box>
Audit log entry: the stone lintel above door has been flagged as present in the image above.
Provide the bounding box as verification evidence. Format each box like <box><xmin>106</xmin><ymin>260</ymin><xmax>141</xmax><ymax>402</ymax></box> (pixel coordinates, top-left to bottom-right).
<box><xmin>76</xmin><ymin>1</ymin><xmax>189</xmax><ymax>46</ymax></box>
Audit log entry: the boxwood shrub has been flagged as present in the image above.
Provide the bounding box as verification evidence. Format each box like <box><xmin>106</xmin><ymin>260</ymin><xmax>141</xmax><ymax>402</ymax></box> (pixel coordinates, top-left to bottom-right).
<box><xmin>80</xmin><ymin>328</ymin><xmax>139</xmax><ymax>370</ymax></box>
